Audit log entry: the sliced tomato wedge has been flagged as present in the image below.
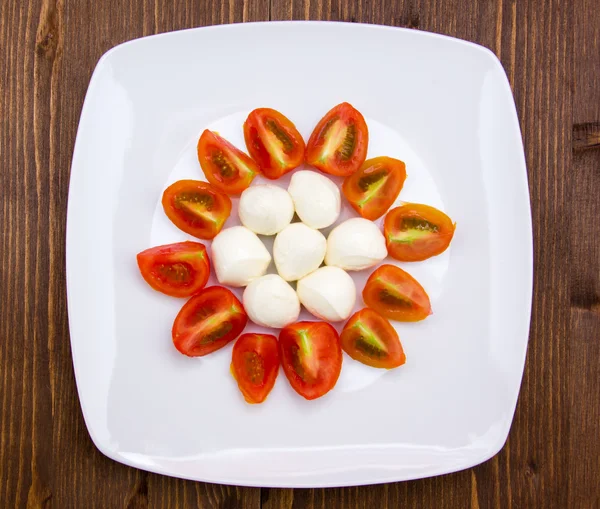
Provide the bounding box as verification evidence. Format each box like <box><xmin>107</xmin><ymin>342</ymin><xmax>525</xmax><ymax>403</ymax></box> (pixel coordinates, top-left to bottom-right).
<box><xmin>384</xmin><ymin>203</ymin><xmax>456</xmax><ymax>261</ymax></box>
<box><xmin>231</xmin><ymin>333</ymin><xmax>280</xmax><ymax>404</ymax></box>
<box><xmin>305</xmin><ymin>102</ymin><xmax>369</xmax><ymax>177</ymax></box>
<box><xmin>342</xmin><ymin>157</ymin><xmax>406</xmax><ymax>220</ymax></box>
<box><xmin>243</xmin><ymin>108</ymin><xmax>305</xmax><ymax>179</ymax></box>
<box><xmin>172</xmin><ymin>286</ymin><xmax>247</xmax><ymax>357</ymax></box>
<box><xmin>340</xmin><ymin>308</ymin><xmax>406</xmax><ymax>369</ymax></box>
<box><xmin>197</xmin><ymin>130</ymin><xmax>258</xmax><ymax>195</ymax></box>
<box><xmin>279</xmin><ymin>321</ymin><xmax>342</xmax><ymax>400</ymax></box>
<box><xmin>137</xmin><ymin>241</ymin><xmax>210</xmax><ymax>298</ymax></box>
<box><xmin>363</xmin><ymin>264</ymin><xmax>431</xmax><ymax>321</ymax></box>
<box><xmin>162</xmin><ymin>180</ymin><xmax>232</xmax><ymax>240</ymax></box>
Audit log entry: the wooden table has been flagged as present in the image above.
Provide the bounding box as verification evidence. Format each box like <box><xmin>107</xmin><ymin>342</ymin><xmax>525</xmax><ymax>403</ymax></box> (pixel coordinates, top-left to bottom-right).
<box><xmin>1</xmin><ymin>1</ymin><xmax>598</xmax><ymax>507</ymax></box>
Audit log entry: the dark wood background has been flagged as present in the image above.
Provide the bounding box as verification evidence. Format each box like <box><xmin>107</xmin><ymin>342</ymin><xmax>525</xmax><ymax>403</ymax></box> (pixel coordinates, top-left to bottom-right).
<box><xmin>1</xmin><ymin>0</ymin><xmax>598</xmax><ymax>507</ymax></box>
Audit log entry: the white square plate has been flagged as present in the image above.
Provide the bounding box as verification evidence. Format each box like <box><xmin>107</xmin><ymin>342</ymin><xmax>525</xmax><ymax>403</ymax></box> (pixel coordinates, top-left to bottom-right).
<box><xmin>67</xmin><ymin>21</ymin><xmax>532</xmax><ymax>487</ymax></box>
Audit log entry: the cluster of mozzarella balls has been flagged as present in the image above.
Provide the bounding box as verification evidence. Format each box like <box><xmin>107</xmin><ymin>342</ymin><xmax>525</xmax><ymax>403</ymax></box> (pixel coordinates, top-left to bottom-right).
<box><xmin>211</xmin><ymin>170</ymin><xmax>387</xmax><ymax>329</ymax></box>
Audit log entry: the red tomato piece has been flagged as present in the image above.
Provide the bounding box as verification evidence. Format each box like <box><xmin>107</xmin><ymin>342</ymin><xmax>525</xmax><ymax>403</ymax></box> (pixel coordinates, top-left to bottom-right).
<box><xmin>162</xmin><ymin>180</ymin><xmax>232</xmax><ymax>240</ymax></box>
<box><xmin>305</xmin><ymin>102</ymin><xmax>369</xmax><ymax>177</ymax></box>
<box><xmin>197</xmin><ymin>130</ymin><xmax>259</xmax><ymax>195</ymax></box>
<box><xmin>231</xmin><ymin>333</ymin><xmax>280</xmax><ymax>404</ymax></box>
<box><xmin>363</xmin><ymin>264</ymin><xmax>431</xmax><ymax>322</ymax></box>
<box><xmin>172</xmin><ymin>286</ymin><xmax>247</xmax><ymax>357</ymax></box>
<box><xmin>243</xmin><ymin>108</ymin><xmax>305</xmax><ymax>179</ymax></box>
<box><xmin>342</xmin><ymin>156</ymin><xmax>406</xmax><ymax>220</ymax></box>
<box><xmin>340</xmin><ymin>309</ymin><xmax>406</xmax><ymax>369</ymax></box>
<box><xmin>384</xmin><ymin>203</ymin><xmax>456</xmax><ymax>261</ymax></box>
<box><xmin>279</xmin><ymin>321</ymin><xmax>342</xmax><ymax>400</ymax></box>
<box><xmin>137</xmin><ymin>241</ymin><xmax>210</xmax><ymax>298</ymax></box>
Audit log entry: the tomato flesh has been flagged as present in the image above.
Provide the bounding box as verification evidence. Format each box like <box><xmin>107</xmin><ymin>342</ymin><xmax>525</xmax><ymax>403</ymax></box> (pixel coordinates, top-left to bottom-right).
<box><xmin>306</xmin><ymin>102</ymin><xmax>369</xmax><ymax>177</ymax></box>
<box><xmin>340</xmin><ymin>309</ymin><xmax>406</xmax><ymax>369</ymax></box>
<box><xmin>137</xmin><ymin>241</ymin><xmax>210</xmax><ymax>298</ymax></box>
<box><xmin>172</xmin><ymin>286</ymin><xmax>247</xmax><ymax>357</ymax></box>
<box><xmin>243</xmin><ymin>108</ymin><xmax>305</xmax><ymax>179</ymax></box>
<box><xmin>384</xmin><ymin>203</ymin><xmax>455</xmax><ymax>261</ymax></box>
<box><xmin>197</xmin><ymin>130</ymin><xmax>258</xmax><ymax>195</ymax></box>
<box><xmin>162</xmin><ymin>180</ymin><xmax>232</xmax><ymax>240</ymax></box>
<box><xmin>363</xmin><ymin>264</ymin><xmax>431</xmax><ymax>321</ymax></box>
<box><xmin>342</xmin><ymin>157</ymin><xmax>406</xmax><ymax>220</ymax></box>
<box><xmin>231</xmin><ymin>333</ymin><xmax>280</xmax><ymax>404</ymax></box>
<box><xmin>279</xmin><ymin>321</ymin><xmax>342</xmax><ymax>400</ymax></box>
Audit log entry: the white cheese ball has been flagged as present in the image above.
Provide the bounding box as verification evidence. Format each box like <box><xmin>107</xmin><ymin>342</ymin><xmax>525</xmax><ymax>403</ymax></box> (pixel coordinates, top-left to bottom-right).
<box><xmin>287</xmin><ymin>170</ymin><xmax>341</xmax><ymax>229</ymax></box>
<box><xmin>238</xmin><ymin>184</ymin><xmax>295</xmax><ymax>235</ymax></box>
<box><xmin>297</xmin><ymin>266</ymin><xmax>356</xmax><ymax>322</ymax></box>
<box><xmin>273</xmin><ymin>223</ymin><xmax>327</xmax><ymax>281</ymax></box>
<box><xmin>243</xmin><ymin>274</ymin><xmax>300</xmax><ymax>328</ymax></box>
<box><xmin>325</xmin><ymin>217</ymin><xmax>387</xmax><ymax>271</ymax></box>
<box><xmin>211</xmin><ymin>226</ymin><xmax>271</xmax><ymax>287</ymax></box>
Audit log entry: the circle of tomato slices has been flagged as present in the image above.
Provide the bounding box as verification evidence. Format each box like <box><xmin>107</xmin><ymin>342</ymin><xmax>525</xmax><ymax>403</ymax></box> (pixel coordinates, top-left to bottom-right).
<box><xmin>136</xmin><ymin>103</ymin><xmax>457</xmax><ymax>404</ymax></box>
<box><xmin>172</xmin><ymin>286</ymin><xmax>248</xmax><ymax>357</ymax></box>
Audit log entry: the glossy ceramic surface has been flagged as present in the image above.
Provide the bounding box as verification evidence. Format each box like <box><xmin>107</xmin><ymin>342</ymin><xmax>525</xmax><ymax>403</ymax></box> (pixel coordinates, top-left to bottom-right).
<box><xmin>66</xmin><ymin>21</ymin><xmax>532</xmax><ymax>487</ymax></box>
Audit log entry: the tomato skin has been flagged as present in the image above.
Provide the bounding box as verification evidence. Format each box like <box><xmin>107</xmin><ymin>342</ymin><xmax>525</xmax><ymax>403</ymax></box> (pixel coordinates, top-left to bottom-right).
<box><xmin>197</xmin><ymin>130</ymin><xmax>258</xmax><ymax>195</ymax></box>
<box><xmin>243</xmin><ymin>108</ymin><xmax>305</xmax><ymax>179</ymax></box>
<box><xmin>305</xmin><ymin>102</ymin><xmax>369</xmax><ymax>177</ymax></box>
<box><xmin>279</xmin><ymin>321</ymin><xmax>342</xmax><ymax>400</ymax></box>
<box><xmin>363</xmin><ymin>264</ymin><xmax>431</xmax><ymax>322</ymax></box>
<box><xmin>162</xmin><ymin>180</ymin><xmax>232</xmax><ymax>240</ymax></box>
<box><xmin>340</xmin><ymin>309</ymin><xmax>406</xmax><ymax>369</ymax></box>
<box><xmin>384</xmin><ymin>203</ymin><xmax>456</xmax><ymax>261</ymax></box>
<box><xmin>172</xmin><ymin>286</ymin><xmax>248</xmax><ymax>357</ymax></box>
<box><xmin>137</xmin><ymin>241</ymin><xmax>210</xmax><ymax>298</ymax></box>
<box><xmin>342</xmin><ymin>157</ymin><xmax>406</xmax><ymax>220</ymax></box>
<box><xmin>231</xmin><ymin>333</ymin><xmax>280</xmax><ymax>404</ymax></box>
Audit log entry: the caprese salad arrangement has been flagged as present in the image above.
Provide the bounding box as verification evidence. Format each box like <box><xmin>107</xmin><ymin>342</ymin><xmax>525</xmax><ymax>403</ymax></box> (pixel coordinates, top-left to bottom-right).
<box><xmin>136</xmin><ymin>103</ymin><xmax>455</xmax><ymax>403</ymax></box>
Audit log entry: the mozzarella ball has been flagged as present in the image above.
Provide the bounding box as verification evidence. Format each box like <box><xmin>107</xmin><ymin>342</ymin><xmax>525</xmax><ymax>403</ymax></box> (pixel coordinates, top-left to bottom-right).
<box><xmin>273</xmin><ymin>223</ymin><xmax>327</xmax><ymax>281</ymax></box>
<box><xmin>243</xmin><ymin>274</ymin><xmax>300</xmax><ymax>328</ymax></box>
<box><xmin>325</xmin><ymin>218</ymin><xmax>387</xmax><ymax>271</ymax></box>
<box><xmin>297</xmin><ymin>266</ymin><xmax>356</xmax><ymax>322</ymax></box>
<box><xmin>288</xmin><ymin>170</ymin><xmax>341</xmax><ymax>229</ymax></box>
<box><xmin>238</xmin><ymin>184</ymin><xmax>295</xmax><ymax>235</ymax></box>
<box><xmin>211</xmin><ymin>226</ymin><xmax>271</xmax><ymax>287</ymax></box>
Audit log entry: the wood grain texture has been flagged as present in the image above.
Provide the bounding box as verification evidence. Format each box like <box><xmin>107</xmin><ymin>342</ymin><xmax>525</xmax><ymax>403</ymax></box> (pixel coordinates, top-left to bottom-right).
<box><xmin>0</xmin><ymin>0</ymin><xmax>598</xmax><ymax>508</ymax></box>
<box><xmin>569</xmin><ymin>1</ymin><xmax>600</xmax><ymax>508</ymax></box>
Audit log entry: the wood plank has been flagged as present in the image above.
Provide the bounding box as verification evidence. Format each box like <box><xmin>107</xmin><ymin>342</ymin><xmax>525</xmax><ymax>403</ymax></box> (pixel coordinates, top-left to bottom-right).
<box><xmin>569</xmin><ymin>1</ymin><xmax>600</xmax><ymax>508</ymax></box>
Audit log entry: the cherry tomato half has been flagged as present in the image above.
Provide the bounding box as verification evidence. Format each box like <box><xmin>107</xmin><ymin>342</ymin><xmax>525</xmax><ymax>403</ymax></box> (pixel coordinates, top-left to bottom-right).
<box><xmin>197</xmin><ymin>130</ymin><xmax>259</xmax><ymax>195</ymax></box>
<box><xmin>279</xmin><ymin>321</ymin><xmax>342</xmax><ymax>400</ymax></box>
<box><xmin>231</xmin><ymin>333</ymin><xmax>280</xmax><ymax>404</ymax></box>
<box><xmin>172</xmin><ymin>286</ymin><xmax>248</xmax><ymax>357</ymax></box>
<box><xmin>162</xmin><ymin>180</ymin><xmax>232</xmax><ymax>240</ymax></box>
<box><xmin>137</xmin><ymin>241</ymin><xmax>210</xmax><ymax>298</ymax></box>
<box><xmin>342</xmin><ymin>157</ymin><xmax>406</xmax><ymax>220</ymax></box>
<box><xmin>340</xmin><ymin>308</ymin><xmax>406</xmax><ymax>369</ymax></box>
<box><xmin>384</xmin><ymin>203</ymin><xmax>456</xmax><ymax>261</ymax></box>
<box><xmin>243</xmin><ymin>108</ymin><xmax>305</xmax><ymax>179</ymax></box>
<box><xmin>305</xmin><ymin>102</ymin><xmax>369</xmax><ymax>177</ymax></box>
<box><xmin>363</xmin><ymin>264</ymin><xmax>431</xmax><ymax>321</ymax></box>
